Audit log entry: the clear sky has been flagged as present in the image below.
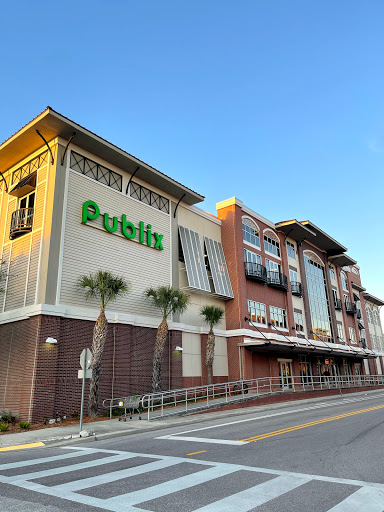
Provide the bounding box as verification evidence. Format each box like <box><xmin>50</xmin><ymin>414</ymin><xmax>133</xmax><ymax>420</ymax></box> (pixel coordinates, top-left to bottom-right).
<box><xmin>1</xmin><ymin>1</ymin><xmax>383</xmax><ymax>311</ymax></box>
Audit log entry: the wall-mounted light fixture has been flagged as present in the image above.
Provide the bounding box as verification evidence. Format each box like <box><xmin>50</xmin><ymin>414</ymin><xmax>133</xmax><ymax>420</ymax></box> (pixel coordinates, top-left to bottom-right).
<box><xmin>175</xmin><ymin>346</ymin><xmax>183</xmax><ymax>352</ymax></box>
<box><xmin>45</xmin><ymin>337</ymin><xmax>57</xmax><ymax>344</ymax></box>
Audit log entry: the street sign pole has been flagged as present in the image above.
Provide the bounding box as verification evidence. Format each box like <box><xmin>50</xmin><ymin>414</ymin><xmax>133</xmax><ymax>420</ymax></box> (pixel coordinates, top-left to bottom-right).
<box><xmin>79</xmin><ymin>348</ymin><xmax>92</xmax><ymax>434</ymax></box>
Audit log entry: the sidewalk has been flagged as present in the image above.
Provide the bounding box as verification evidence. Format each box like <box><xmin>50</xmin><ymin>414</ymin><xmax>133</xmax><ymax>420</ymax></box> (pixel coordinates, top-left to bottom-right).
<box><xmin>1</xmin><ymin>387</ymin><xmax>383</xmax><ymax>450</ymax></box>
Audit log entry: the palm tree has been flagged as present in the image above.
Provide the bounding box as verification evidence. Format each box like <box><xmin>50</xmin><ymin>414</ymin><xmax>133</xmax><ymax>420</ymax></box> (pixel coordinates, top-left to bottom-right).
<box><xmin>200</xmin><ymin>305</ymin><xmax>224</xmax><ymax>385</ymax></box>
<box><xmin>145</xmin><ymin>286</ymin><xmax>189</xmax><ymax>393</ymax></box>
<box><xmin>78</xmin><ymin>271</ymin><xmax>129</xmax><ymax>417</ymax></box>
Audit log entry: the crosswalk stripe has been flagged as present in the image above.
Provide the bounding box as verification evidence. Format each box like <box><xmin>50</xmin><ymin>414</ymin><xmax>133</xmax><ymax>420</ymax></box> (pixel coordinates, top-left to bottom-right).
<box><xmin>0</xmin><ymin>449</ymin><xmax>91</xmax><ymax>471</ymax></box>
<box><xmin>106</xmin><ymin>465</ymin><xmax>239</xmax><ymax>510</ymax></box>
<box><xmin>0</xmin><ymin>453</ymin><xmax>136</xmax><ymax>483</ymax></box>
<box><xmin>53</xmin><ymin>458</ymin><xmax>183</xmax><ymax>492</ymax></box>
<box><xmin>327</xmin><ymin>487</ymin><xmax>384</xmax><ymax>512</ymax></box>
<box><xmin>192</xmin><ymin>475</ymin><xmax>311</xmax><ymax>512</ymax></box>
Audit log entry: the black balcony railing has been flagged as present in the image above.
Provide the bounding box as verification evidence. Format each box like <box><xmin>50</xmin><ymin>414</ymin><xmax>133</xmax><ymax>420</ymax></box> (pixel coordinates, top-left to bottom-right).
<box><xmin>10</xmin><ymin>208</ymin><xmax>34</xmax><ymax>240</ymax></box>
<box><xmin>290</xmin><ymin>281</ymin><xmax>302</xmax><ymax>297</ymax></box>
<box><xmin>267</xmin><ymin>271</ymin><xmax>288</xmax><ymax>291</ymax></box>
<box><xmin>360</xmin><ymin>338</ymin><xmax>367</xmax><ymax>349</ymax></box>
<box><xmin>345</xmin><ymin>301</ymin><xmax>356</xmax><ymax>315</ymax></box>
<box><xmin>244</xmin><ymin>262</ymin><xmax>267</xmax><ymax>283</ymax></box>
<box><xmin>356</xmin><ymin>309</ymin><xmax>362</xmax><ymax>319</ymax></box>
<box><xmin>334</xmin><ymin>298</ymin><xmax>342</xmax><ymax>311</ymax></box>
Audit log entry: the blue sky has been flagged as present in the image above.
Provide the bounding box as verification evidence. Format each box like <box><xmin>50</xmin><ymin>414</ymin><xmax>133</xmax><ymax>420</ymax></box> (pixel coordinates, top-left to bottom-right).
<box><xmin>1</xmin><ymin>1</ymin><xmax>383</xmax><ymax>306</ymax></box>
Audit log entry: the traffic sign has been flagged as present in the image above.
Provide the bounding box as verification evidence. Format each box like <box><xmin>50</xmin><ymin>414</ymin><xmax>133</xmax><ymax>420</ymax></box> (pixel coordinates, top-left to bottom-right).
<box><xmin>80</xmin><ymin>348</ymin><xmax>92</xmax><ymax>370</ymax></box>
<box><xmin>78</xmin><ymin>369</ymin><xmax>92</xmax><ymax>379</ymax></box>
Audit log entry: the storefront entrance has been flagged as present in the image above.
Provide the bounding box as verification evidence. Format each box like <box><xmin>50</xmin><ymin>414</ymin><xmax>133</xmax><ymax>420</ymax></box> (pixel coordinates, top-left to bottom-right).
<box><xmin>279</xmin><ymin>360</ymin><xmax>293</xmax><ymax>390</ymax></box>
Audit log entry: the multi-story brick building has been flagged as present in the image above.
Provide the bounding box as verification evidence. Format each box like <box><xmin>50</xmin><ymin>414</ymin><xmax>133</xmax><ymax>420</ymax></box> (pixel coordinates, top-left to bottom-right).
<box><xmin>216</xmin><ymin>197</ymin><xmax>383</xmax><ymax>385</ymax></box>
<box><xmin>0</xmin><ymin>108</ymin><xmax>383</xmax><ymax>422</ymax></box>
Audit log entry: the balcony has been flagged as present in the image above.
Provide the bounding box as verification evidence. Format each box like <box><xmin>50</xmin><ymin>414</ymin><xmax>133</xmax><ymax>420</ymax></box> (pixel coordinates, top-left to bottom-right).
<box><xmin>345</xmin><ymin>301</ymin><xmax>356</xmax><ymax>315</ymax></box>
<box><xmin>10</xmin><ymin>208</ymin><xmax>34</xmax><ymax>240</ymax></box>
<box><xmin>267</xmin><ymin>271</ymin><xmax>288</xmax><ymax>291</ymax></box>
<box><xmin>360</xmin><ymin>338</ymin><xmax>367</xmax><ymax>349</ymax></box>
<box><xmin>245</xmin><ymin>262</ymin><xmax>267</xmax><ymax>283</ymax></box>
<box><xmin>356</xmin><ymin>309</ymin><xmax>362</xmax><ymax>319</ymax></box>
<box><xmin>334</xmin><ymin>298</ymin><xmax>342</xmax><ymax>310</ymax></box>
<box><xmin>290</xmin><ymin>281</ymin><xmax>302</xmax><ymax>297</ymax></box>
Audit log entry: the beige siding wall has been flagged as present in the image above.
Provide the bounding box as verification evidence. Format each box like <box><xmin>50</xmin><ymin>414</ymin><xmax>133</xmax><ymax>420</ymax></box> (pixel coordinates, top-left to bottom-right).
<box><xmin>182</xmin><ymin>332</ymin><xmax>202</xmax><ymax>377</ymax></box>
<box><xmin>0</xmin><ymin>149</ymin><xmax>49</xmax><ymax>313</ymax></box>
<box><xmin>59</xmin><ymin>170</ymin><xmax>171</xmax><ymax>318</ymax></box>
<box><xmin>212</xmin><ymin>336</ymin><xmax>228</xmax><ymax>376</ymax></box>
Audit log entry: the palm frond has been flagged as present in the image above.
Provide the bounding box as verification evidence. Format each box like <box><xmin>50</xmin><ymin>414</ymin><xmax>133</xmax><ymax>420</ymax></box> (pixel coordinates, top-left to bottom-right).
<box><xmin>144</xmin><ymin>285</ymin><xmax>190</xmax><ymax>318</ymax></box>
<box><xmin>200</xmin><ymin>305</ymin><xmax>224</xmax><ymax>330</ymax></box>
<box><xmin>78</xmin><ymin>271</ymin><xmax>129</xmax><ymax>309</ymax></box>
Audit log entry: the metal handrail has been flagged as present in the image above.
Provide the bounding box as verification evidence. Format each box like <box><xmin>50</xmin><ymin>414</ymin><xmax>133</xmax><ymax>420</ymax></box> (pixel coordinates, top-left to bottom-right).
<box><xmin>137</xmin><ymin>374</ymin><xmax>384</xmax><ymax>420</ymax></box>
<box><xmin>244</xmin><ymin>262</ymin><xmax>267</xmax><ymax>282</ymax></box>
<box><xmin>10</xmin><ymin>208</ymin><xmax>34</xmax><ymax>239</ymax></box>
<box><xmin>290</xmin><ymin>281</ymin><xmax>302</xmax><ymax>296</ymax></box>
<box><xmin>345</xmin><ymin>301</ymin><xmax>357</xmax><ymax>314</ymax></box>
<box><xmin>267</xmin><ymin>271</ymin><xmax>288</xmax><ymax>290</ymax></box>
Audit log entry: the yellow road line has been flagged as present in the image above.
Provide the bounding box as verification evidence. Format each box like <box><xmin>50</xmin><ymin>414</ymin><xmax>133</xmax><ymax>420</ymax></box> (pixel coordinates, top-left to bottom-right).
<box><xmin>239</xmin><ymin>404</ymin><xmax>384</xmax><ymax>443</ymax></box>
<box><xmin>187</xmin><ymin>450</ymin><xmax>207</xmax><ymax>455</ymax></box>
<box><xmin>0</xmin><ymin>441</ymin><xmax>45</xmax><ymax>451</ymax></box>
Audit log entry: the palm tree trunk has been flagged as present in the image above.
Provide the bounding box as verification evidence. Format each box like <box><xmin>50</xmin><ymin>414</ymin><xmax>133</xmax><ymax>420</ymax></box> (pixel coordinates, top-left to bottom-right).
<box><xmin>152</xmin><ymin>317</ymin><xmax>168</xmax><ymax>393</ymax></box>
<box><xmin>206</xmin><ymin>329</ymin><xmax>215</xmax><ymax>386</ymax></box>
<box><xmin>88</xmin><ymin>307</ymin><xmax>108</xmax><ymax>418</ymax></box>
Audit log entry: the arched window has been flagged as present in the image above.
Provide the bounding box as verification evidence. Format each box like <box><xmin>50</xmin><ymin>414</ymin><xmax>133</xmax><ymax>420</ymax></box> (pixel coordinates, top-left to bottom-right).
<box><xmin>263</xmin><ymin>229</ymin><xmax>280</xmax><ymax>257</ymax></box>
<box><xmin>242</xmin><ymin>217</ymin><xmax>260</xmax><ymax>248</ymax></box>
<box><xmin>303</xmin><ymin>250</ymin><xmax>324</xmax><ymax>267</ymax></box>
<box><xmin>340</xmin><ymin>271</ymin><xmax>348</xmax><ymax>292</ymax></box>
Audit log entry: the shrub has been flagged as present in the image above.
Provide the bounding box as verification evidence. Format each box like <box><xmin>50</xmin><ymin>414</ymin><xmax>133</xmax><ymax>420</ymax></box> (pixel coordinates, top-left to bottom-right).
<box><xmin>0</xmin><ymin>411</ymin><xmax>18</xmax><ymax>424</ymax></box>
<box><xmin>0</xmin><ymin>422</ymin><xmax>9</xmax><ymax>432</ymax></box>
<box><xmin>19</xmin><ymin>421</ymin><xmax>30</xmax><ymax>430</ymax></box>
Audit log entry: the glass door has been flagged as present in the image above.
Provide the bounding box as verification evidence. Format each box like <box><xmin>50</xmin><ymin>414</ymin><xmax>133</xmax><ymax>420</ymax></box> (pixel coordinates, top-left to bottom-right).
<box><xmin>279</xmin><ymin>361</ymin><xmax>293</xmax><ymax>390</ymax></box>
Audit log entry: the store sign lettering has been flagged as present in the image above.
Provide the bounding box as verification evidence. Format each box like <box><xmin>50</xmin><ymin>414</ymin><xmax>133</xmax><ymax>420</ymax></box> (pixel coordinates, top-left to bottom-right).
<box><xmin>81</xmin><ymin>200</ymin><xmax>164</xmax><ymax>250</ymax></box>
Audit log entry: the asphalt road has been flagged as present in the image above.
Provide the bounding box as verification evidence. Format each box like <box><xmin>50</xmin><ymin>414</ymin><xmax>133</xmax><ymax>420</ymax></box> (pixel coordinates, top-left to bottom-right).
<box><xmin>1</xmin><ymin>390</ymin><xmax>384</xmax><ymax>511</ymax></box>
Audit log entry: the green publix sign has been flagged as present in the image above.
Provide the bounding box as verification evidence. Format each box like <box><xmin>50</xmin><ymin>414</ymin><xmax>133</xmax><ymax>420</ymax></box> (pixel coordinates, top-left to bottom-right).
<box><xmin>81</xmin><ymin>200</ymin><xmax>164</xmax><ymax>250</ymax></box>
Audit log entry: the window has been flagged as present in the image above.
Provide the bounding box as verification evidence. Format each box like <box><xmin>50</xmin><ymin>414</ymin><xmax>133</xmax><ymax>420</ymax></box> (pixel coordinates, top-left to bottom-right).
<box><xmin>349</xmin><ymin>327</ymin><xmax>357</xmax><ymax>344</ymax></box>
<box><xmin>337</xmin><ymin>324</ymin><xmax>344</xmax><ymax>342</ymax></box>
<box><xmin>287</xmin><ymin>241</ymin><xmax>295</xmax><ymax>259</ymax></box>
<box><xmin>270</xmin><ymin>306</ymin><xmax>287</xmax><ymax>329</ymax></box>
<box><xmin>329</xmin><ymin>266</ymin><xmax>336</xmax><ymax>280</ymax></box>
<box><xmin>341</xmin><ymin>272</ymin><xmax>349</xmax><ymax>292</ymax></box>
<box><xmin>289</xmin><ymin>269</ymin><xmax>298</xmax><ymax>283</ymax></box>
<box><xmin>343</xmin><ymin>294</ymin><xmax>350</xmax><ymax>306</ymax></box>
<box><xmin>332</xmin><ymin>289</ymin><xmax>338</xmax><ymax>304</ymax></box>
<box><xmin>242</xmin><ymin>219</ymin><xmax>260</xmax><ymax>248</ymax></box>
<box><xmin>294</xmin><ymin>312</ymin><xmax>304</xmax><ymax>332</ymax></box>
<box><xmin>366</xmin><ymin>307</ymin><xmax>373</xmax><ymax>324</ymax></box>
<box><xmin>264</xmin><ymin>234</ymin><xmax>280</xmax><ymax>257</ymax></box>
<box><xmin>248</xmin><ymin>300</ymin><xmax>266</xmax><ymax>325</ymax></box>
<box><xmin>19</xmin><ymin>191</ymin><xmax>35</xmax><ymax>211</ymax></box>
<box><xmin>266</xmin><ymin>258</ymin><xmax>281</xmax><ymax>273</ymax></box>
<box><xmin>304</xmin><ymin>255</ymin><xmax>333</xmax><ymax>343</ymax></box>
<box><xmin>244</xmin><ymin>249</ymin><xmax>261</xmax><ymax>265</ymax></box>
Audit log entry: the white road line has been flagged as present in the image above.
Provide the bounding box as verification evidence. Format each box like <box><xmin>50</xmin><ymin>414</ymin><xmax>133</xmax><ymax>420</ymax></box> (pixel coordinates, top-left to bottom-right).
<box><xmin>156</xmin><ymin>435</ymin><xmax>248</xmax><ymax>445</ymax></box>
<box><xmin>53</xmin><ymin>458</ymin><xmax>186</xmax><ymax>492</ymax></box>
<box><xmin>328</xmin><ymin>486</ymin><xmax>384</xmax><ymax>511</ymax></box>
<box><xmin>106</xmin><ymin>465</ymin><xmax>238</xmax><ymax>510</ymax></box>
<box><xmin>164</xmin><ymin>392</ymin><xmax>384</xmax><ymax>438</ymax></box>
<box><xmin>0</xmin><ymin>450</ymin><xmax>90</xmax><ymax>471</ymax></box>
<box><xmin>0</xmin><ymin>453</ymin><xmax>136</xmax><ymax>483</ymax></box>
<box><xmin>192</xmin><ymin>475</ymin><xmax>310</xmax><ymax>512</ymax></box>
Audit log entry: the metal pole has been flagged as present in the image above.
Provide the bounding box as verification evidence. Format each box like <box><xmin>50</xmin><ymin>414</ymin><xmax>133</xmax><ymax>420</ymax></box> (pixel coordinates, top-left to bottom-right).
<box><xmin>79</xmin><ymin>349</ymin><xmax>88</xmax><ymax>434</ymax></box>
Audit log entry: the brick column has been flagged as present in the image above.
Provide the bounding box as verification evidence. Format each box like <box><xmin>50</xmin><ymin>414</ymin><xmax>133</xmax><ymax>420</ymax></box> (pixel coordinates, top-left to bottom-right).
<box><xmin>297</xmin><ymin>243</ymin><xmax>313</xmax><ymax>338</ymax></box>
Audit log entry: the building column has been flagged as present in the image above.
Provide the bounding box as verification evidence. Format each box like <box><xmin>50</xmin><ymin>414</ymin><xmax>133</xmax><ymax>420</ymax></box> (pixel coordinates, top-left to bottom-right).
<box><xmin>324</xmin><ymin>259</ymin><xmax>338</xmax><ymax>343</ymax></box>
<box><xmin>297</xmin><ymin>243</ymin><xmax>313</xmax><ymax>338</ymax></box>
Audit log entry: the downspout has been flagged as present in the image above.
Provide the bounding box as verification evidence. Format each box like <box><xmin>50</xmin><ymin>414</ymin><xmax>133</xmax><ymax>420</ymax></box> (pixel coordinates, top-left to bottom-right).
<box><xmin>110</xmin><ymin>324</ymin><xmax>116</xmax><ymax>419</ymax></box>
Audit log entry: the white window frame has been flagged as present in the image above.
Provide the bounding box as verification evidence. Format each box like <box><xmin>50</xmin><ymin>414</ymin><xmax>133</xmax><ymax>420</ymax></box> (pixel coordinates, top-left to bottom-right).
<box><xmin>242</xmin><ymin>220</ymin><xmax>260</xmax><ymax>249</ymax></box>
<box><xmin>270</xmin><ymin>305</ymin><xmax>288</xmax><ymax>330</ymax></box>
<box><xmin>248</xmin><ymin>300</ymin><xmax>267</xmax><ymax>326</ymax></box>
<box><xmin>244</xmin><ymin>249</ymin><xmax>261</xmax><ymax>265</ymax></box>
<box><xmin>294</xmin><ymin>311</ymin><xmax>304</xmax><ymax>332</ymax></box>
<box><xmin>287</xmin><ymin>241</ymin><xmax>296</xmax><ymax>259</ymax></box>
<box><xmin>349</xmin><ymin>327</ymin><xmax>357</xmax><ymax>344</ymax></box>
<box><xmin>289</xmin><ymin>269</ymin><xmax>298</xmax><ymax>282</ymax></box>
<box><xmin>263</xmin><ymin>234</ymin><xmax>281</xmax><ymax>258</ymax></box>
<box><xmin>329</xmin><ymin>266</ymin><xmax>336</xmax><ymax>280</ymax></box>
<box><xmin>341</xmin><ymin>271</ymin><xmax>349</xmax><ymax>292</ymax></box>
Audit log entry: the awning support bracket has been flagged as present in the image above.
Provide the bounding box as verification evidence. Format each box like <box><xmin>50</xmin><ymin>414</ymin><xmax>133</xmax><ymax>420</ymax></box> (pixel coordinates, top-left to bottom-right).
<box><xmin>36</xmin><ymin>130</ymin><xmax>54</xmax><ymax>165</ymax></box>
<box><xmin>310</xmin><ymin>330</ymin><xmax>332</xmax><ymax>352</ymax></box>
<box><xmin>283</xmin><ymin>228</ymin><xmax>294</xmax><ymax>246</ymax></box>
<box><xmin>0</xmin><ymin>171</ymin><xmax>9</xmax><ymax>194</ymax></box>
<box><xmin>126</xmin><ymin>166</ymin><xmax>140</xmax><ymax>195</ymax></box>
<box><xmin>61</xmin><ymin>132</ymin><xmax>76</xmax><ymax>166</ymax></box>
<box><xmin>269</xmin><ymin>323</ymin><xmax>296</xmax><ymax>347</ymax></box>
<box><xmin>174</xmin><ymin>193</ymin><xmax>186</xmax><ymax>218</ymax></box>
<box><xmin>245</xmin><ymin>316</ymin><xmax>270</xmax><ymax>343</ymax></box>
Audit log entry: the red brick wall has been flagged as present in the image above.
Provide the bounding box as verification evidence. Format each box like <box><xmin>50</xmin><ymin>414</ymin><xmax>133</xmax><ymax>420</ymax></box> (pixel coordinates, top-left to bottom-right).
<box><xmin>0</xmin><ymin>315</ymin><xmax>184</xmax><ymax>423</ymax></box>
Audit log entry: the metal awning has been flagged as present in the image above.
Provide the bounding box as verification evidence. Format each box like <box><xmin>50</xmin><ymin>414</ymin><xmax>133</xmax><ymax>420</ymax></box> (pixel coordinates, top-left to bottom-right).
<box><xmin>275</xmin><ymin>220</ymin><xmax>317</xmax><ymax>242</ymax></box>
<box><xmin>179</xmin><ymin>226</ymin><xmax>210</xmax><ymax>293</ymax></box>
<box><xmin>204</xmin><ymin>237</ymin><xmax>233</xmax><ymax>299</ymax></box>
<box><xmin>352</xmin><ymin>282</ymin><xmax>366</xmax><ymax>293</ymax></box>
<box><xmin>299</xmin><ymin>221</ymin><xmax>347</xmax><ymax>256</ymax></box>
<box><xmin>9</xmin><ymin>171</ymin><xmax>37</xmax><ymax>197</ymax></box>
<box><xmin>363</xmin><ymin>292</ymin><xmax>384</xmax><ymax>307</ymax></box>
<box><xmin>0</xmin><ymin>107</ymin><xmax>204</xmax><ymax>205</ymax></box>
<box><xmin>328</xmin><ymin>254</ymin><xmax>357</xmax><ymax>267</ymax></box>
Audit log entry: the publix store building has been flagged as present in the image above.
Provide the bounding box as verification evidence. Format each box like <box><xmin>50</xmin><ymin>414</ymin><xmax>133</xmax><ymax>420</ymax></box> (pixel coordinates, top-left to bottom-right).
<box><xmin>1</xmin><ymin>108</ymin><xmax>383</xmax><ymax>422</ymax></box>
